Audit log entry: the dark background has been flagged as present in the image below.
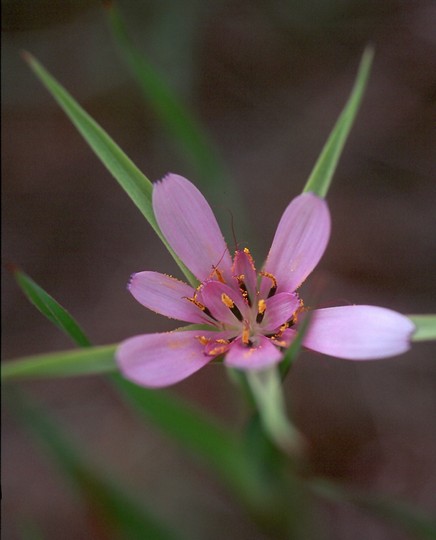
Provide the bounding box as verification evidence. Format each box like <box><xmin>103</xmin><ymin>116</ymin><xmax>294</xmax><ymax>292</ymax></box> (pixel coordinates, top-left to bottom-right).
<box><xmin>2</xmin><ymin>1</ymin><xmax>436</xmax><ymax>538</ymax></box>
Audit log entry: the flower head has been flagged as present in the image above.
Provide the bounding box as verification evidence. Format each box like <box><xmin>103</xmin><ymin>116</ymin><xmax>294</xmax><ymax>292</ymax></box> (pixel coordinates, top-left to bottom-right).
<box><xmin>116</xmin><ymin>174</ymin><xmax>415</xmax><ymax>387</ymax></box>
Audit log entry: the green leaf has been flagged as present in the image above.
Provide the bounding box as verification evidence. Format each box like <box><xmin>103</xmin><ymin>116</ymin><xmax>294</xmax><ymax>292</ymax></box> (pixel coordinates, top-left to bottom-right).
<box><xmin>103</xmin><ymin>4</ymin><xmax>250</xmax><ymax>238</ymax></box>
<box><xmin>246</xmin><ymin>367</ymin><xmax>304</xmax><ymax>457</ymax></box>
<box><xmin>2</xmin><ymin>345</ymin><xmax>117</xmax><ymax>381</ymax></box>
<box><xmin>303</xmin><ymin>46</ymin><xmax>374</xmax><ymax>198</ymax></box>
<box><xmin>23</xmin><ymin>52</ymin><xmax>196</xmax><ymax>286</ymax></box>
<box><xmin>10</xmin><ymin>266</ymin><xmax>91</xmax><ymax>347</ymax></box>
<box><xmin>8</xmin><ymin>390</ymin><xmax>183</xmax><ymax>540</ymax></box>
<box><xmin>409</xmin><ymin>315</ymin><xmax>436</xmax><ymax>341</ymax></box>
<box><xmin>110</xmin><ymin>373</ymin><xmax>265</xmax><ymax>506</ymax></box>
<box><xmin>310</xmin><ymin>478</ymin><xmax>436</xmax><ymax>540</ymax></box>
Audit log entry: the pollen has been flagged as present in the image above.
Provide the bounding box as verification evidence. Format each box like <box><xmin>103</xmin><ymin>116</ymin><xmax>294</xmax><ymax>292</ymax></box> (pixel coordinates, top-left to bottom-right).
<box><xmin>196</xmin><ymin>335</ymin><xmax>210</xmax><ymax>345</ymax></box>
<box><xmin>186</xmin><ymin>296</ymin><xmax>206</xmax><ymax>311</ymax></box>
<box><xmin>212</xmin><ymin>267</ymin><xmax>226</xmax><ymax>283</ymax></box>
<box><xmin>259</xmin><ymin>271</ymin><xmax>278</xmax><ymax>290</ymax></box>
<box><xmin>278</xmin><ymin>322</ymin><xmax>289</xmax><ymax>336</ymax></box>
<box><xmin>242</xmin><ymin>323</ymin><xmax>250</xmax><ymax>345</ymax></box>
<box><xmin>257</xmin><ymin>299</ymin><xmax>266</xmax><ymax>315</ymax></box>
<box><xmin>221</xmin><ymin>293</ymin><xmax>234</xmax><ymax>309</ymax></box>
<box><xmin>207</xmin><ymin>344</ymin><xmax>228</xmax><ymax>356</ymax></box>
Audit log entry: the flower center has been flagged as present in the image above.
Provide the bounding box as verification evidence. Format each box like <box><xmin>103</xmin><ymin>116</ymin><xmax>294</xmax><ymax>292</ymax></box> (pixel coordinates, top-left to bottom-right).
<box><xmin>191</xmin><ymin>248</ymin><xmax>303</xmax><ymax>357</ymax></box>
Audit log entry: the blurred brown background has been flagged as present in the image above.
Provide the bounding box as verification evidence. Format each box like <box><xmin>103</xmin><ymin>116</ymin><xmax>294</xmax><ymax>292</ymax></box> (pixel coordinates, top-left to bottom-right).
<box><xmin>2</xmin><ymin>1</ymin><xmax>436</xmax><ymax>539</ymax></box>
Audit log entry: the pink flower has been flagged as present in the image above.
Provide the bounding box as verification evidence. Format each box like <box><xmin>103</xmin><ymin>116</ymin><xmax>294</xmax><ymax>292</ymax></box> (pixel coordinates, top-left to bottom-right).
<box><xmin>116</xmin><ymin>174</ymin><xmax>415</xmax><ymax>388</ymax></box>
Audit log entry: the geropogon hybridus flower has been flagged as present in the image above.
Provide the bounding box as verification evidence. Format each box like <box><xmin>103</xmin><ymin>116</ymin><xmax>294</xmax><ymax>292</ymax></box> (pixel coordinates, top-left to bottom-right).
<box><xmin>116</xmin><ymin>174</ymin><xmax>415</xmax><ymax>388</ymax></box>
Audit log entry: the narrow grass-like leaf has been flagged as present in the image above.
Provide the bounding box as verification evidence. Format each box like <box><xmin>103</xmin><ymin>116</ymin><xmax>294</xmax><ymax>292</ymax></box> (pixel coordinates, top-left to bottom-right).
<box><xmin>8</xmin><ymin>390</ymin><xmax>183</xmax><ymax>540</ymax></box>
<box><xmin>2</xmin><ymin>345</ymin><xmax>117</xmax><ymax>380</ymax></box>
<box><xmin>104</xmin><ymin>4</ymin><xmax>250</xmax><ymax>237</ymax></box>
<box><xmin>310</xmin><ymin>478</ymin><xmax>436</xmax><ymax>540</ymax></box>
<box><xmin>303</xmin><ymin>46</ymin><xmax>374</xmax><ymax>198</ymax></box>
<box><xmin>24</xmin><ymin>52</ymin><xmax>196</xmax><ymax>286</ymax></box>
<box><xmin>11</xmin><ymin>266</ymin><xmax>91</xmax><ymax>347</ymax></box>
<box><xmin>409</xmin><ymin>315</ymin><xmax>436</xmax><ymax>341</ymax></box>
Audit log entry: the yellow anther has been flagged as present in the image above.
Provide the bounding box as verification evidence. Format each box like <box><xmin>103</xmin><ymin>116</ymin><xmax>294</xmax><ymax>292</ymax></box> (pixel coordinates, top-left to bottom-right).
<box><xmin>196</xmin><ymin>335</ymin><xmax>210</xmax><ymax>345</ymax></box>
<box><xmin>207</xmin><ymin>345</ymin><xmax>227</xmax><ymax>356</ymax></box>
<box><xmin>277</xmin><ymin>322</ymin><xmax>289</xmax><ymax>336</ymax></box>
<box><xmin>259</xmin><ymin>271</ymin><xmax>278</xmax><ymax>289</ymax></box>
<box><xmin>257</xmin><ymin>299</ymin><xmax>266</xmax><ymax>315</ymax></box>
<box><xmin>212</xmin><ymin>267</ymin><xmax>225</xmax><ymax>283</ymax></box>
<box><xmin>221</xmin><ymin>293</ymin><xmax>234</xmax><ymax>309</ymax></box>
<box><xmin>186</xmin><ymin>296</ymin><xmax>206</xmax><ymax>311</ymax></box>
<box><xmin>242</xmin><ymin>323</ymin><xmax>250</xmax><ymax>345</ymax></box>
<box><xmin>216</xmin><ymin>338</ymin><xmax>229</xmax><ymax>344</ymax></box>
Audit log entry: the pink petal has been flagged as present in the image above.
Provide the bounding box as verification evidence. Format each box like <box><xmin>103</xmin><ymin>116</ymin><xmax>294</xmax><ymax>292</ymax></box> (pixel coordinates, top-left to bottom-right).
<box><xmin>232</xmin><ymin>249</ymin><xmax>258</xmax><ymax>303</ymax></box>
<box><xmin>153</xmin><ymin>174</ymin><xmax>232</xmax><ymax>282</ymax></box>
<box><xmin>116</xmin><ymin>330</ymin><xmax>216</xmax><ymax>388</ymax></box>
<box><xmin>200</xmin><ymin>280</ymin><xmax>249</xmax><ymax>326</ymax></box>
<box><xmin>129</xmin><ymin>271</ymin><xmax>210</xmax><ymax>324</ymax></box>
<box><xmin>261</xmin><ymin>292</ymin><xmax>301</xmax><ymax>333</ymax></box>
<box><xmin>278</xmin><ymin>328</ymin><xmax>298</xmax><ymax>347</ymax></box>
<box><xmin>263</xmin><ymin>193</ymin><xmax>330</xmax><ymax>293</ymax></box>
<box><xmin>225</xmin><ymin>336</ymin><xmax>283</xmax><ymax>370</ymax></box>
<box><xmin>303</xmin><ymin>305</ymin><xmax>415</xmax><ymax>360</ymax></box>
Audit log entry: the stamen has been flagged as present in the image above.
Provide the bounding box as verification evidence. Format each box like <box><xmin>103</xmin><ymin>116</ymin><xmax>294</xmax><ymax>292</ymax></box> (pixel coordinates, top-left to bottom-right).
<box><xmin>236</xmin><ymin>274</ymin><xmax>252</xmax><ymax>307</ymax></box>
<box><xmin>185</xmin><ymin>296</ymin><xmax>218</xmax><ymax>322</ymax></box>
<box><xmin>221</xmin><ymin>293</ymin><xmax>234</xmax><ymax>309</ymax></box>
<box><xmin>206</xmin><ymin>345</ymin><xmax>228</xmax><ymax>356</ymax></box>
<box><xmin>270</xmin><ymin>336</ymin><xmax>287</xmax><ymax>347</ymax></box>
<box><xmin>242</xmin><ymin>322</ymin><xmax>250</xmax><ymax>346</ymax></box>
<box><xmin>196</xmin><ymin>336</ymin><xmax>210</xmax><ymax>345</ymax></box>
<box><xmin>221</xmin><ymin>293</ymin><xmax>243</xmax><ymax>321</ymax></box>
<box><xmin>259</xmin><ymin>271</ymin><xmax>278</xmax><ymax>298</ymax></box>
<box><xmin>205</xmin><ymin>338</ymin><xmax>230</xmax><ymax>357</ymax></box>
<box><xmin>277</xmin><ymin>322</ymin><xmax>289</xmax><ymax>337</ymax></box>
<box><xmin>256</xmin><ymin>298</ymin><xmax>267</xmax><ymax>323</ymax></box>
<box><xmin>185</xmin><ymin>296</ymin><xmax>206</xmax><ymax>311</ymax></box>
<box><xmin>257</xmin><ymin>299</ymin><xmax>266</xmax><ymax>314</ymax></box>
<box><xmin>212</xmin><ymin>267</ymin><xmax>226</xmax><ymax>283</ymax></box>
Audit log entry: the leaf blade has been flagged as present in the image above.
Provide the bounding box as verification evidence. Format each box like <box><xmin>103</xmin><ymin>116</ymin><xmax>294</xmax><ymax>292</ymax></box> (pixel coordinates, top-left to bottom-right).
<box><xmin>2</xmin><ymin>345</ymin><xmax>117</xmax><ymax>380</ymax></box>
<box><xmin>23</xmin><ymin>52</ymin><xmax>196</xmax><ymax>286</ymax></box>
<box><xmin>11</xmin><ymin>267</ymin><xmax>91</xmax><ymax>347</ymax></box>
<box><xmin>303</xmin><ymin>46</ymin><xmax>374</xmax><ymax>198</ymax></box>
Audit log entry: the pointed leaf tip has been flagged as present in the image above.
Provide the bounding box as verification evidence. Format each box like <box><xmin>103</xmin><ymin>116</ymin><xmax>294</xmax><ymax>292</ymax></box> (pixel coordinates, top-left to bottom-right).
<box><xmin>24</xmin><ymin>52</ymin><xmax>196</xmax><ymax>285</ymax></box>
<box><xmin>12</xmin><ymin>268</ymin><xmax>91</xmax><ymax>348</ymax></box>
<box><xmin>303</xmin><ymin>46</ymin><xmax>374</xmax><ymax>198</ymax></box>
